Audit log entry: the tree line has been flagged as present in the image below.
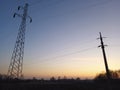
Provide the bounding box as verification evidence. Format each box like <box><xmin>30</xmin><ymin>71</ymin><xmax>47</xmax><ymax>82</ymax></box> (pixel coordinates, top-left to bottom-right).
<box><xmin>0</xmin><ymin>69</ymin><xmax>120</xmax><ymax>80</ymax></box>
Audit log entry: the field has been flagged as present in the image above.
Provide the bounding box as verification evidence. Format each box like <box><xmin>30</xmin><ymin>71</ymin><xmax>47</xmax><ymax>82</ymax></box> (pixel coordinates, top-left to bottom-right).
<box><xmin>1</xmin><ymin>79</ymin><xmax>120</xmax><ymax>90</ymax></box>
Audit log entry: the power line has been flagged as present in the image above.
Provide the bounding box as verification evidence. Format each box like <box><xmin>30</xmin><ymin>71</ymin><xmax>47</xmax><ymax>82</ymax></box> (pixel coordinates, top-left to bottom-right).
<box><xmin>28</xmin><ymin>0</ymin><xmax>113</xmax><ymax>18</ymax></box>
<box><xmin>2</xmin><ymin>0</ymin><xmax>113</xmax><ymax>42</ymax></box>
<box><xmin>24</xmin><ymin>46</ymin><xmax>96</xmax><ymax>65</ymax></box>
<box><xmin>29</xmin><ymin>0</ymin><xmax>64</xmax><ymax>7</ymax></box>
<box><xmin>29</xmin><ymin>0</ymin><xmax>43</xmax><ymax>6</ymax></box>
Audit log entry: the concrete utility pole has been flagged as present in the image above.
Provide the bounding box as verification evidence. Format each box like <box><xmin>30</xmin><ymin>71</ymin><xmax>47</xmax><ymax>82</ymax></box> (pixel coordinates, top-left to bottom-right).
<box><xmin>7</xmin><ymin>3</ymin><xmax>32</xmax><ymax>79</ymax></box>
<box><xmin>98</xmin><ymin>32</ymin><xmax>111</xmax><ymax>79</ymax></box>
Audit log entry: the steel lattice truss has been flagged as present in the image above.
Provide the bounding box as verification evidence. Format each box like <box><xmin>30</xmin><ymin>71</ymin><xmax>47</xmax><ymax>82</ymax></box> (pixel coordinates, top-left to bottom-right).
<box><xmin>7</xmin><ymin>3</ymin><xmax>32</xmax><ymax>79</ymax></box>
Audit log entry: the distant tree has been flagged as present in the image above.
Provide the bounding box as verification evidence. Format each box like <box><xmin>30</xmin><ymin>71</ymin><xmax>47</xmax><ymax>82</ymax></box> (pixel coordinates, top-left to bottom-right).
<box><xmin>57</xmin><ymin>76</ymin><xmax>61</xmax><ymax>80</ymax></box>
<box><xmin>63</xmin><ymin>76</ymin><xmax>67</xmax><ymax>80</ymax></box>
<box><xmin>0</xmin><ymin>74</ymin><xmax>8</xmax><ymax>80</ymax></box>
<box><xmin>94</xmin><ymin>70</ymin><xmax>120</xmax><ymax>80</ymax></box>
<box><xmin>94</xmin><ymin>73</ymin><xmax>106</xmax><ymax>80</ymax></box>
<box><xmin>50</xmin><ymin>76</ymin><xmax>56</xmax><ymax>81</ymax></box>
<box><xmin>41</xmin><ymin>78</ymin><xmax>44</xmax><ymax>81</ymax></box>
<box><xmin>0</xmin><ymin>74</ymin><xmax>2</xmax><ymax>80</ymax></box>
<box><xmin>32</xmin><ymin>77</ymin><xmax>37</xmax><ymax>80</ymax></box>
<box><xmin>70</xmin><ymin>77</ymin><xmax>74</xmax><ymax>80</ymax></box>
<box><xmin>76</xmin><ymin>77</ymin><xmax>81</xmax><ymax>81</ymax></box>
<box><xmin>115</xmin><ymin>70</ymin><xmax>120</xmax><ymax>78</ymax></box>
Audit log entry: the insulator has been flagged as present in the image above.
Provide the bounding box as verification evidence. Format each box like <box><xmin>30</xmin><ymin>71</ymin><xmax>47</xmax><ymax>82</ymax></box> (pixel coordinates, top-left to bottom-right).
<box><xmin>13</xmin><ymin>13</ymin><xmax>16</xmax><ymax>18</ymax></box>
<box><xmin>18</xmin><ymin>6</ymin><xmax>20</xmax><ymax>10</ymax></box>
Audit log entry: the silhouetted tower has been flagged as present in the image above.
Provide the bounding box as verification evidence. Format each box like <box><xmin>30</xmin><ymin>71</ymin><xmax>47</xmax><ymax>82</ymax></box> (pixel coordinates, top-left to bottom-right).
<box><xmin>98</xmin><ymin>32</ymin><xmax>111</xmax><ymax>79</ymax></box>
<box><xmin>7</xmin><ymin>3</ymin><xmax>32</xmax><ymax>79</ymax></box>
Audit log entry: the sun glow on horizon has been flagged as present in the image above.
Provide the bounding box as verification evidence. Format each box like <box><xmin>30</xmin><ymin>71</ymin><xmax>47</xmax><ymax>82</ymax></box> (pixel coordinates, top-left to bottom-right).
<box><xmin>0</xmin><ymin>0</ymin><xmax>120</xmax><ymax>80</ymax></box>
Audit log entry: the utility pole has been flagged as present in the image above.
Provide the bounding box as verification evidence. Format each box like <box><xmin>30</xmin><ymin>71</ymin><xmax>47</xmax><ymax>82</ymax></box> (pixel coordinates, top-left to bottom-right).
<box><xmin>98</xmin><ymin>32</ymin><xmax>111</xmax><ymax>79</ymax></box>
<box><xmin>7</xmin><ymin>3</ymin><xmax>32</xmax><ymax>79</ymax></box>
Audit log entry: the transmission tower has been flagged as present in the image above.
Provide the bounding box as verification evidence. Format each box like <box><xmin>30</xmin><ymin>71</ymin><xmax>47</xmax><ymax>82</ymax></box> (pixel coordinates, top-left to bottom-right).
<box><xmin>7</xmin><ymin>3</ymin><xmax>32</xmax><ymax>79</ymax></box>
<box><xmin>98</xmin><ymin>32</ymin><xmax>111</xmax><ymax>79</ymax></box>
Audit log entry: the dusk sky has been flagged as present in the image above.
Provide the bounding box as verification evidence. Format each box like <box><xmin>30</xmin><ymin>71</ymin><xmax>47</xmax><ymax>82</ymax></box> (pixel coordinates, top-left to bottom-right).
<box><xmin>0</xmin><ymin>0</ymin><xmax>120</xmax><ymax>79</ymax></box>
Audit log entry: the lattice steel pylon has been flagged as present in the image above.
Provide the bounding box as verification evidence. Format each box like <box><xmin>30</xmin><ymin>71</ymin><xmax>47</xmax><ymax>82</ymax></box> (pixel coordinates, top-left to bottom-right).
<box><xmin>7</xmin><ymin>3</ymin><xmax>32</xmax><ymax>79</ymax></box>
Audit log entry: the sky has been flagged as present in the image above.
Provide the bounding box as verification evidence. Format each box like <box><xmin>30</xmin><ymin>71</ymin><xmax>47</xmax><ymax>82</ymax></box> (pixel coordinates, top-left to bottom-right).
<box><xmin>0</xmin><ymin>0</ymin><xmax>120</xmax><ymax>79</ymax></box>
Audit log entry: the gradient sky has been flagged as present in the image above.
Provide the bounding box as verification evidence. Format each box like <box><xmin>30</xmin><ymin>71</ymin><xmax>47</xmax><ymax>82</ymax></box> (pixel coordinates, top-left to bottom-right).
<box><xmin>0</xmin><ymin>0</ymin><xmax>120</xmax><ymax>79</ymax></box>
